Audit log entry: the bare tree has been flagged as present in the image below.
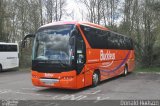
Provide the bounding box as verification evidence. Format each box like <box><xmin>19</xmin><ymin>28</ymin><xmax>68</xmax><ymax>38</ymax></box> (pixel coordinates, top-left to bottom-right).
<box><xmin>78</xmin><ymin>0</ymin><xmax>120</xmax><ymax>27</ymax></box>
<box><xmin>44</xmin><ymin>0</ymin><xmax>66</xmax><ymax>23</ymax></box>
<box><xmin>0</xmin><ymin>0</ymin><xmax>8</xmax><ymax>41</ymax></box>
<box><xmin>0</xmin><ymin>0</ymin><xmax>4</xmax><ymax>41</ymax></box>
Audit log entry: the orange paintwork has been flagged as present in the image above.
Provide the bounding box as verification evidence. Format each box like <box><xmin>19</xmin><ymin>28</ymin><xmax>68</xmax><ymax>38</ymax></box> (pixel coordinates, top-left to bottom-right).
<box><xmin>31</xmin><ymin>21</ymin><xmax>135</xmax><ymax>89</ymax></box>
<box><xmin>32</xmin><ymin>70</ymin><xmax>77</xmax><ymax>89</ymax></box>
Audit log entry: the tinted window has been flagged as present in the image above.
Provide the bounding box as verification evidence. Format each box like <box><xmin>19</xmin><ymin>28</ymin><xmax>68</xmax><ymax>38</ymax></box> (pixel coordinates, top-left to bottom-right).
<box><xmin>106</xmin><ymin>32</ymin><xmax>133</xmax><ymax>50</ymax></box>
<box><xmin>0</xmin><ymin>44</ymin><xmax>17</xmax><ymax>52</ymax></box>
<box><xmin>80</xmin><ymin>25</ymin><xmax>108</xmax><ymax>49</ymax></box>
<box><xmin>80</xmin><ymin>25</ymin><xmax>134</xmax><ymax>50</ymax></box>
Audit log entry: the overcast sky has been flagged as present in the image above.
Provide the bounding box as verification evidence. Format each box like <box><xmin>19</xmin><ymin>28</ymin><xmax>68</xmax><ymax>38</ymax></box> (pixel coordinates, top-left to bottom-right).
<box><xmin>62</xmin><ymin>0</ymin><xmax>86</xmax><ymax>21</ymax></box>
<box><xmin>62</xmin><ymin>0</ymin><xmax>123</xmax><ymax>26</ymax></box>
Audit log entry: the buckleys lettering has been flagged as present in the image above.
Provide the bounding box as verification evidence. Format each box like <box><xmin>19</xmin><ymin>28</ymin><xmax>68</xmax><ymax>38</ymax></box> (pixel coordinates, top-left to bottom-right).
<box><xmin>100</xmin><ymin>50</ymin><xmax>115</xmax><ymax>61</ymax></box>
<box><xmin>45</xmin><ymin>73</ymin><xmax>53</xmax><ymax>78</ymax></box>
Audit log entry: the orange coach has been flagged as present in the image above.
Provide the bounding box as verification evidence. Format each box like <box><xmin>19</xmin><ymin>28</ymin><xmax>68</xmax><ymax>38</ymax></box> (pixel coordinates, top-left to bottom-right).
<box><xmin>23</xmin><ymin>21</ymin><xmax>135</xmax><ymax>89</ymax></box>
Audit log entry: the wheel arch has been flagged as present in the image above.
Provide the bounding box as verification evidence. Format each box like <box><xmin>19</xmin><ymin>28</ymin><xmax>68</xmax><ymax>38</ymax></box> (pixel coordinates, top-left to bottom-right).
<box><xmin>93</xmin><ymin>69</ymin><xmax>101</xmax><ymax>81</ymax></box>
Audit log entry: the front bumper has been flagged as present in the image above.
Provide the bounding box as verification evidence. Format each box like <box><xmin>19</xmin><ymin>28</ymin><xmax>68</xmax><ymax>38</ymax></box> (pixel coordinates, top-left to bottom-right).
<box><xmin>31</xmin><ymin>70</ymin><xmax>78</xmax><ymax>89</ymax></box>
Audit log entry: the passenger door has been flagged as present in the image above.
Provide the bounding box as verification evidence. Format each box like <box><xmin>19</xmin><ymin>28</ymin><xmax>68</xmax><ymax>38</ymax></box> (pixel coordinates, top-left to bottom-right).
<box><xmin>75</xmin><ymin>30</ymin><xmax>86</xmax><ymax>88</ymax></box>
<box><xmin>76</xmin><ymin>32</ymin><xmax>86</xmax><ymax>74</ymax></box>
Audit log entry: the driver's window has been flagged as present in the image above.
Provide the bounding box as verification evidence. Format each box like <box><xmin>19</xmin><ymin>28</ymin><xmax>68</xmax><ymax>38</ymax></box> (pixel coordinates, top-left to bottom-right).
<box><xmin>76</xmin><ymin>34</ymin><xmax>85</xmax><ymax>64</ymax></box>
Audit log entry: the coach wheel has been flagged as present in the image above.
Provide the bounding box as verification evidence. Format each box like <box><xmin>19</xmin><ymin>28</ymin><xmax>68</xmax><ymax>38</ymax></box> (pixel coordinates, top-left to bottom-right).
<box><xmin>0</xmin><ymin>65</ymin><xmax>2</xmax><ymax>72</ymax></box>
<box><xmin>123</xmin><ymin>65</ymin><xmax>128</xmax><ymax>76</ymax></box>
<box><xmin>92</xmin><ymin>71</ymin><xmax>99</xmax><ymax>87</ymax></box>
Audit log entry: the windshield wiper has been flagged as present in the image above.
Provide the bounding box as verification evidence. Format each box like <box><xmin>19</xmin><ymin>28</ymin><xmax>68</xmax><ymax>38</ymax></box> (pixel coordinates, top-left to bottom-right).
<box><xmin>37</xmin><ymin>59</ymin><xmax>69</xmax><ymax>68</ymax></box>
<box><xmin>58</xmin><ymin>60</ymin><xmax>69</xmax><ymax>68</ymax></box>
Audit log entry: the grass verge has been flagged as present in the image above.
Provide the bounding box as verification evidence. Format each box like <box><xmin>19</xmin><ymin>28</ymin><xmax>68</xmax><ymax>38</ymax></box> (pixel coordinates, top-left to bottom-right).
<box><xmin>135</xmin><ymin>67</ymin><xmax>160</xmax><ymax>72</ymax></box>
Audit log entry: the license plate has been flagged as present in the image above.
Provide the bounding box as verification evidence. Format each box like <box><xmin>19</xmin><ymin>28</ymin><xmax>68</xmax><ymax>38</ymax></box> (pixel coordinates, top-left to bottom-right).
<box><xmin>44</xmin><ymin>82</ymin><xmax>54</xmax><ymax>85</ymax></box>
<box><xmin>40</xmin><ymin>79</ymin><xmax>59</xmax><ymax>85</ymax></box>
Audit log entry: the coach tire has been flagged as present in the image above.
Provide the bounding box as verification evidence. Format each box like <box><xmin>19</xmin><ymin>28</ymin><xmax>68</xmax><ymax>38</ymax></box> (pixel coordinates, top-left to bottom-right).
<box><xmin>92</xmin><ymin>71</ymin><xmax>100</xmax><ymax>87</ymax></box>
<box><xmin>123</xmin><ymin>65</ymin><xmax>128</xmax><ymax>76</ymax></box>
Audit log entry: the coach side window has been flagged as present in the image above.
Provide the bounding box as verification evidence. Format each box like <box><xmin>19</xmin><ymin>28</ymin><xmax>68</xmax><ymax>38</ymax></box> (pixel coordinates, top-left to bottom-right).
<box><xmin>80</xmin><ymin>25</ymin><xmax>108</xmax><ymax>49</ymax></box>
<box><xmin>107</xmin><ymin>32</ymin><xmax>117</xmax><ymax>49</ymax></box>
<box><xmin>95</xmin><ymin>29</ymin><xmax>108</xmax><ymax>49</ymax></box>
<box><xmin>0</xmin><ymin>45</ymin><xmax>3</xmax><ymax>51</ymax></box>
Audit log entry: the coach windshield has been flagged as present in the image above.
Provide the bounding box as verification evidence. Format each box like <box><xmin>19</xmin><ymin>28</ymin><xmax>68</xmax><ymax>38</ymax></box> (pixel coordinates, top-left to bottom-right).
<box><xmin>32</xmin><ymin>24</ymin><xmax>75</xmax><ymax>66</ymax></box>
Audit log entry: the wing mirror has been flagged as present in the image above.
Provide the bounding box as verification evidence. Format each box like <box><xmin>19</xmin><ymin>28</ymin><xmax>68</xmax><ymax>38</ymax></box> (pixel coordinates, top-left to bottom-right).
<box><xmin>22</xmin><ymin>34</ymin><xmax>35</xmax><ymax>48</ymax></box>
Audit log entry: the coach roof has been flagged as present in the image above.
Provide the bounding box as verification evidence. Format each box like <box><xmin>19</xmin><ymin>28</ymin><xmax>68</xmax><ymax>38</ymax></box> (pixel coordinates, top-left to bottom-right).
<box><xmin>39</xmin><ymin>21</ymin><xmax>108</xmax><ymax>31</ymax></box>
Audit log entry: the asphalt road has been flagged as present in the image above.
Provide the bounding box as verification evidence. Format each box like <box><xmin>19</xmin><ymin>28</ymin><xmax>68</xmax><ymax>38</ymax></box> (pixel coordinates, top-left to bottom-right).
<box><xmin>0</xmin><ymin>70</ymin><xmax>160</xmax><ymax>101</ymax></box>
